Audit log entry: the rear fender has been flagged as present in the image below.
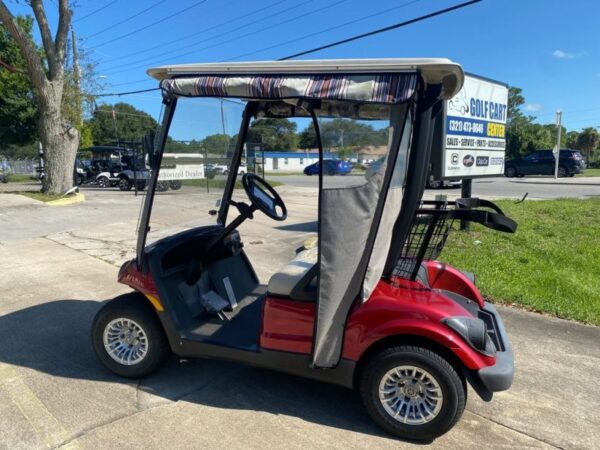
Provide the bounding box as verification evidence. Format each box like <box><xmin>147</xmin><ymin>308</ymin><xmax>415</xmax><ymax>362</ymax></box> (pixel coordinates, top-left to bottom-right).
<box><xmin>117</xmin><ymin>260</ymin><xmax>163</xmax><ymax>312</ymax></box>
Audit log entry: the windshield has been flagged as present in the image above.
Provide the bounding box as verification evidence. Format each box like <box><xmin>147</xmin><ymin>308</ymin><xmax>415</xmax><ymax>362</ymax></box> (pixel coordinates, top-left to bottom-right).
<box><xmin>145</xmin><ymin>97</ymin><xmax>246</xmax><ymax>245</ymax></box>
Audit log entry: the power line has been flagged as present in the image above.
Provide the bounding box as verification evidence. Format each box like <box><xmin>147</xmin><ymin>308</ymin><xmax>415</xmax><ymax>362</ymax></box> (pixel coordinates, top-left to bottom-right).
<box><xmin>84</xmin><ymin>0</ymin><xmax>167</xmax><ymax>40</ymax></box>
<box><xmin>75</xmin><ymin>0</ymin><xmax>119</xmax><ymax>23</ymax></box>
<box><xmin>92</xmin><ymin>0</ymin><xmax>483</xmax><ymax>98</ymax></box>
<box><xmin>102</xmin><ymin>0</ymin><xmax>349</xmax><ymax>76</ymax></box>
<box><xmin>92</xmin><ymin>0</ymin><xmax>208</xmax><ymax>49</ymax></box>
<box><xmin>229</xmin><ymin>0</ymin><xmax>419</xmax><ymax>61</ymax></box>
<box><xmin>279</xmin><ymin>0</ymin><xmax>483</xmax><ymax>60</ymax></box>
<box><xmin>92</xmin><ymin>88</ymin><xmax>160</xmax><ymax>98</ymax></box>
<box><xmin>97</xmin><ymin>0</ymin><xmax>288</xmax><ymax>65</ymax></box>
<box><xmin>99</xmin><ymin>0</ymin><xmax>319</xmax><ymax>74</ymax></box>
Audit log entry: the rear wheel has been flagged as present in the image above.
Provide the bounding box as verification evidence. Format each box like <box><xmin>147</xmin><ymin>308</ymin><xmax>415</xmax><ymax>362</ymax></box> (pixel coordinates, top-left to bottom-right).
<box><xmin>558</xmin><ymin>166</ymin><xmax>567</xmax><ymax>177</ymax></box>
<box><xmin>505</xmin><ymin>166</ymin><xmax>517</xmax><ymax>178</ymax></box>
<box><xmin>118</xmin><ymin>177</ymin><xmax>132</xmax><ymax>191</ymax></box>
<box><xmin>91</xmin><ymin>294</ymin><xmax>170</xmax><ymax>378</ymax></box>
<box><xmin>359</xmin><ymin>346</ymin><xmax>466</xmax><ymax>442</ymax></box>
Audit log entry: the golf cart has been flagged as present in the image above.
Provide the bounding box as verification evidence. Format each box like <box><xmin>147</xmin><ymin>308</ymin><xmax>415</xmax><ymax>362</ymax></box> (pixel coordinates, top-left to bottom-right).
<box><xmin>91</xmin><ymin>59</ymin><xmax>516</xmax><ymax>441</ymax></box>
<box><xmin>83</xmin><ymin>145</ymin><xmax>148</xmax><ymax>190</ymax></box>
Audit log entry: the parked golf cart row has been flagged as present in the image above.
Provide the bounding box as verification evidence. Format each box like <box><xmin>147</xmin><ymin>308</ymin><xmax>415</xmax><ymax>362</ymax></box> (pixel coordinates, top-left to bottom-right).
<box><xmin>75</xmin><ymin>145</ymin><xmax>184</xmax><ymax>192</ymax></box>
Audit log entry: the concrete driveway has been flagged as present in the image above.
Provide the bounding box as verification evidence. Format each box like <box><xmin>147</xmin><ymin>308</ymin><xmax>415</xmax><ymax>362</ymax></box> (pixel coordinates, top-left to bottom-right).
<box><xmin>0</xmin><ymin>188</ymin><xmax>598</xmax><ymax>449</ymax></box>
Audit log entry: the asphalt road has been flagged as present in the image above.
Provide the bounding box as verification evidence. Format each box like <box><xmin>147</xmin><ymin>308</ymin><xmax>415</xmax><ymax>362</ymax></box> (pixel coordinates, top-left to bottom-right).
<box><xmin>267</xmin><ymin>175</ymin><xmax>600</xmax><ymax>199</ymax></box>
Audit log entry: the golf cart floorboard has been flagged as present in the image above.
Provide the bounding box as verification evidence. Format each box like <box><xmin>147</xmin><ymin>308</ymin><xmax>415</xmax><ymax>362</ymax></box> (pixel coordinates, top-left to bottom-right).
<box><xmin>182</xmin><ymin>285</ymin><xmax>266</xmax><ymax>351</ymax></box>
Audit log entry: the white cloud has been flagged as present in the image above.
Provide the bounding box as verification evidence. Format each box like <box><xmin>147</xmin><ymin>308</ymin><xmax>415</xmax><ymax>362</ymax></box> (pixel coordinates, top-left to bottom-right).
<box><xmin>523</xmin><ymin>103</ymin><xmax>543</xmax><ymax>112</ymax></box>
<box><xmin>552</xmin><ymin>49</ymin><xmax>586</xmax><ymax>59</ymax></box>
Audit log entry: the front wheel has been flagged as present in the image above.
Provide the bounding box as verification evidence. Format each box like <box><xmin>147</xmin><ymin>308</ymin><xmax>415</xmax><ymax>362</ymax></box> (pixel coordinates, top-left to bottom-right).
<box><xmin>558</xmin><ymin>166</ymin><xmax>567</xmax><ymax>177</ymax></box>
<box><xmin>91</xmin><ymin>294</ymin><xmax>170</xmax><ymax>378</ymax></box>
<box><xmin>360</xmin><ymin>346</ymin><xmax>466</xmax><ymax>442</ymax></box>
<box><xmin>97</xmin><ymin>176</ymin><xmax>110</xmax><ymax>188</ymax></box>
<box><xmin>169</xmin><ymin>180</ymin><xmax>182</xmax><ymax>190</ymax></box>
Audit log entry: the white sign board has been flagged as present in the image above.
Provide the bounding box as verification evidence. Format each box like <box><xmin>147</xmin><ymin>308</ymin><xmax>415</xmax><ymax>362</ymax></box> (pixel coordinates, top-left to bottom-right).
<box><xmin>157</xmin><ymin>165</ymin><xmax>205</xmax><ymax>181</ymax></box>
<box><xmin>440</xmin><ymin>74</ymin><xmax>508</xmax><ymax>178</ymax></box>
<box><xmin>157</xmin><ymin>153</ymin><xmax>205</xmax><ymax>181</ymax></box>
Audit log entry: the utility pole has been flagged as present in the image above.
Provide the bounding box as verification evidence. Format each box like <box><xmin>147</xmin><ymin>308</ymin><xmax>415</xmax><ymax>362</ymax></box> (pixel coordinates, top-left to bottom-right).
<box><xmin>554</xmin><ymin>110</ymin><xmax>562</xmax><ymax>179</ymax></box>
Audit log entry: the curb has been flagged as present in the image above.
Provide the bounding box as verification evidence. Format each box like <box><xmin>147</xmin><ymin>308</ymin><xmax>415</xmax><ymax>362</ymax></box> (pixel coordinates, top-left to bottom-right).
<box><xmin>509</xmin><ymin>180</ymin><xmax>600</xmax><ymax>187</ymax></box>
<box><xmin>46</xmin><ymin>193</ymin><xmax>85</xmax><ymax>206</ymax></box>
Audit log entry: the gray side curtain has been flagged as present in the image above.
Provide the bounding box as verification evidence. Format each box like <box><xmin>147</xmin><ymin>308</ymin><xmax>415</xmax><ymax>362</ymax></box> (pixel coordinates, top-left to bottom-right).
<box><xmin>312</xmin><ymin>103</ymin><xmax>411</xmax><ymax>368</ymax></box>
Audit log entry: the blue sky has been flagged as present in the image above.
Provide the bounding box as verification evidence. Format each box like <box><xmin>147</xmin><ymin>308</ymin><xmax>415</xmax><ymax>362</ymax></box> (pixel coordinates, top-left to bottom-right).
<box><xmin>9</xmin><ymin>0</ymin><xmax>600</xmax><ymax>132</ymax></box>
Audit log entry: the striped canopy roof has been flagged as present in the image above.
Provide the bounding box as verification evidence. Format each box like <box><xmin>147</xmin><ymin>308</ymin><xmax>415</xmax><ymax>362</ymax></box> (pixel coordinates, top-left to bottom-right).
<box><xmin>160</xmin><ymin>73</ymin><xmax>418</xmax><ymax>105</ymax></box>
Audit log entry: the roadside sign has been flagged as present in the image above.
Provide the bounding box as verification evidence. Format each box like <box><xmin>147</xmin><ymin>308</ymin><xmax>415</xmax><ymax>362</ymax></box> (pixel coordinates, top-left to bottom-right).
<box><xmin>432</xmin><ymin>73</ymin><xmax>509</xmax><ymax>179</ymax></box>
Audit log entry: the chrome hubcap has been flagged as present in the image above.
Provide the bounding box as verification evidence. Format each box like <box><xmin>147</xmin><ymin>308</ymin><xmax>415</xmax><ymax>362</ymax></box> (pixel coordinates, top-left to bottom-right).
<box><xmin>379</xmin><ymin>365</ymin><xmax>443</xmax><ymax>425</ymax></box>
<box><xmin>103</xmin><ymin>318</ymin><xmax>148</xmax><ymax>366</ymax></box>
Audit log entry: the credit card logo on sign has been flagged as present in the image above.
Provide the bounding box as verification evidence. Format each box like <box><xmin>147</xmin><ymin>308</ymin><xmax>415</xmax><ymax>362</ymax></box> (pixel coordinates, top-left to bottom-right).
<box><xmin>476</xmin><ymin>156</ymin><xmax>489</xmax><ymax>166</ymax></box>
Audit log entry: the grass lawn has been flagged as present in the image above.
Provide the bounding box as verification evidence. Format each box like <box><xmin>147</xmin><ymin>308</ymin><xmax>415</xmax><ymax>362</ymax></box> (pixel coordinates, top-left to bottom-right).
<box><xmin>18</xmin><ymin>191</ymin><xmax>63</xmax><ymax>202</ymax></box>
<box><xmin>7</xmin><ymin>173</ymin><xmax>34</xmax><ymax>183</ymax></box>
<box><xmin>439</xmin><ymin>198</ymin><xmax>600</xmax><ymax>326</ymax></box>
<box><xmin>578</xmin><ymin>168</ymin><xmax>600</xmax><ymax>177</ymax></box>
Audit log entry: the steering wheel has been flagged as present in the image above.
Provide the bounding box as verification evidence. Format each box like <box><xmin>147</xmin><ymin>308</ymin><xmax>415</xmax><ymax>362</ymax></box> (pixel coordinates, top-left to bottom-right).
<box><xmin>242</xmin><ymin>173</ymin><xmax>287</xmax><ymax>221</ymax></box>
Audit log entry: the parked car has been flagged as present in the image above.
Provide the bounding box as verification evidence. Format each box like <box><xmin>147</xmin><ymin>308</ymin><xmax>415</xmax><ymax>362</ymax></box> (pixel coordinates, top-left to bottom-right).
<box><xmin>505</xmin><ymin>149</ymin><xmax>586</xmax><ymax>178</ymax></box>
<box><xmin>427</xmin><ymin>176</ymin><xmax>462</xmax><ymax>189</ymax></box>
<box><xmin>304</xmin><ymin>159</ymin><xmax>352</xmax><ymax>175</ymax></box>
<box><xmin>223</xmin><ymin>164</ymin><xmax>246</xmax><ymax>175</ymax></box>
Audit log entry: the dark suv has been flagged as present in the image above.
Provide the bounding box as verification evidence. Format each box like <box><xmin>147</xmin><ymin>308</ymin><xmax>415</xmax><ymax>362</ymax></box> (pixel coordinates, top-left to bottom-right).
<box><xmin>505</xmin><ymin>149</ymin><xmax>586</xmax><ymax>177</ymax></box>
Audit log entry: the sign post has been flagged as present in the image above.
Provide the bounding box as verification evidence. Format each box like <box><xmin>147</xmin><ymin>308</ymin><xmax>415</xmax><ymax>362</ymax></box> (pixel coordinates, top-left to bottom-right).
<box><xmin>554</xmin><ymin>111</ymin><xmax>562</xmax><ymax>179</ymax></box>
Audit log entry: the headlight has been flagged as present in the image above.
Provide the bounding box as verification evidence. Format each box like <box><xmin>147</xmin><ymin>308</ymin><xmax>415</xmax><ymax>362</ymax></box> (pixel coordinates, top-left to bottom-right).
<box><xmin>442</xmin><ymin>316</ymin><xmax>496</xmax><ymax>356</ymax></box>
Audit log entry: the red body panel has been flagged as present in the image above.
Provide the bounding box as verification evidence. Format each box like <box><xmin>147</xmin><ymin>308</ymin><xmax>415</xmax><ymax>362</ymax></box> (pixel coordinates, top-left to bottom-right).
<box><xmin>424</xmin><ymin>261</ymin><xmax>485</xmax><ymax>307</ymax></box>
<box><xmin>260</xmin><ymin>263</ymin><xmax>496</xmax><ymax>371</ymax></box>
<box><xmin>118</xmin><ymin>260</ymin><xmax>158</xmax><ymax>298</ymax></box>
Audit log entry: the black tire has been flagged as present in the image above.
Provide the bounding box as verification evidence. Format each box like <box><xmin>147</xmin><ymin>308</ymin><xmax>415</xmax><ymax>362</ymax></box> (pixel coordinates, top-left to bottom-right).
<box><xmin>91</xmin><ymin>293</ymin><xmax>170</xmax><ymax>378</ymax></box>
<box><xmin>169</xmin><ymin>180</ymin><xmax>182</xmax><ymax>190</ymax></box>
<box><xmin>118</xmin><ymin>177</ymin><xmax>132</xmax><ymax>191</ymax></box>
<box><xmin>427</xmin><ymin>178</ymin><xmax>442</xmax><ymax>189</ymax></box>
<box><xmin>505</xmin><ymin>166</ymin><xmax>517</xmax><ymax>178</ymax></box>
<box><xmin>558</xmin><ymin>166</ymin><xmax>567</xmax><ymax>177</ymax></box>
<box><xmin>97</xmin><ymin>176</ymin><xmax>110</xmax><ymax>188</ymax></box>
<box><xmin>156</xmin><ymin>181</ymin><xmax>169</xmax><ymax>192</ymax></box>
<box><xmin>359</xmin><ymin>346</ymin><xmax>466</xmax><ymax>442</ymax></box>
<box><xmin>568</xmin><ymin>173</ymin><xmax>576</xmax><ymax>177</ymax></box>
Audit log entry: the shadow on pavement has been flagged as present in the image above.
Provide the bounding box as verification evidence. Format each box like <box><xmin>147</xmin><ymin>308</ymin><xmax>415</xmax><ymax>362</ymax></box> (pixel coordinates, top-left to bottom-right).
<box><xmin>0</xmin><ymin>299</ymin><xmax>396</xmax><ymax>441</ymax></box>
<box><xmin>275</xmin><ymin>220</ymin><xmax>318</xmax><ymax>232</ymax></box>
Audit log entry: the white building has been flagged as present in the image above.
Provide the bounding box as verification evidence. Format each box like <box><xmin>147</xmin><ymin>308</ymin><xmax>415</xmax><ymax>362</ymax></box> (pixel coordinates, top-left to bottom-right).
<box><xmin>261</xmin><ymin>151</ymin><xmax>335</xmax><ymax>172</ymax></box>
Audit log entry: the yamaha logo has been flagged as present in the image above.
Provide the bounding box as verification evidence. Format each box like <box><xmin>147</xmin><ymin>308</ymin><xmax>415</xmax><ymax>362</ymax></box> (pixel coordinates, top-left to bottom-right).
<box><xmin>463</xmin><ymin>154</ymin><xmax>475</xmax><ymax>167</ymax></box>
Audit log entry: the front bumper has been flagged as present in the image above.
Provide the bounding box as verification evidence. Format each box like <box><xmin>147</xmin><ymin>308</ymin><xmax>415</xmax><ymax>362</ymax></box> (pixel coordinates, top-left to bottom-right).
<box><xmin>472</xmin><ymin>303</ymin><xmax>514</xmax><ymax>396</ymax></box>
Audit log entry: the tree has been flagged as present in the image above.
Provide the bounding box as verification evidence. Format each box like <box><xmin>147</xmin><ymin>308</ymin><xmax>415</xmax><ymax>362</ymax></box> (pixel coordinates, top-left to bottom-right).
<box><xmin>576</xmin><ymin>127</ymin><xmax>600</xmax><ymax>162</ymax></box>
<box><xmin>0</xmin><ymin>16</ymin><xmax>37</xmax><ymax>147</ymax></box>
<box><xmin>201</xmin><ymin>133</ymin><xmax>232</xmax><ymax>155</ymax></box>
<box><xmin>0</xmin><ymin>0</ymin><xmax>78</xmax><ymax>194</ymax></box>
<box><xmin>88</xmin><ymin>103</ymin><xmax>158</xmax><ymax>145</ymax></box>
<box><xmin>298</xmin><ymin>119</ymin><xmax>388</xmax><ymax>151</ymax></box>
<box><xmin>566</xmin><ymin>131</ymin><xmax>580</xmax><ymax>149</ymax></box>
<box><xmin>247</xmin><ymin>118</ymin><xmax>297</xmax><ymax>151</ymax></box>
